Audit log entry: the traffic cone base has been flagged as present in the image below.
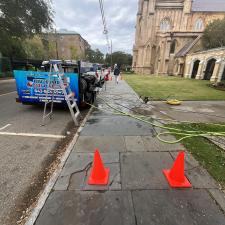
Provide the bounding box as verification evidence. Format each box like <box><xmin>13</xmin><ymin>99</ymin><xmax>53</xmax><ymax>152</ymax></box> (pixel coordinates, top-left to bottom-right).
<box><xmin>88</xmin><ymin>167</ymin><xmax>110</xmax><ymax>185</ymax></box>
<box><xmin>163</xmin><ymin>151</ymin><xmax>192</xmax><ymax>188</ymax></box>
<box><xmin>87</xmin><ymin>149</ymin><xmax>110</xmax><ymax>186</ymax></box>
<box><xmin>163</xmin><ymin>169</ymin><xmax>192</xmax><ymax>188</ymax></box>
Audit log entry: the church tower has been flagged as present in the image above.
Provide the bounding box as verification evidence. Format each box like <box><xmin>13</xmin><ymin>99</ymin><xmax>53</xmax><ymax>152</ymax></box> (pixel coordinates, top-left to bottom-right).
<box><xmin>183</xmin><ymin>0</ymin><xmax>193</xmax><ymax>14</ymax></box>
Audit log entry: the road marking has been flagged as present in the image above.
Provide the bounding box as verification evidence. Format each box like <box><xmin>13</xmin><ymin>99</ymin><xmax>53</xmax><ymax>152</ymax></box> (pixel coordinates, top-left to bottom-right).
<box><xmin>24</xmin><ymin>106</ymin><xmax>94</xmax><ymax>225</ymax></box>
<box><xmin>0</xmin><ymin>132</ymin><xmax>66</xmax><ymax>139</ymax></box>
<box><xmin>0</xmin><ymin>124</ymin><xmax>12</xmax><ymax>131</ymax></box>
<box><xmin>0</xmin><ymin>79</ymin><xmax>15</xmax><ymax>84</ymax></box>
<box><xmin>0</xmin><ymin>91</ymin><xmax>17</xmax><ymax>97</ymax></box>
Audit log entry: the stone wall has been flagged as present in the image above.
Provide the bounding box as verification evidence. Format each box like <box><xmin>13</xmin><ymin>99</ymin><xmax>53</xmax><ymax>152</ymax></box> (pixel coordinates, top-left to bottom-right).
<box><xmin>184</xmin><ymin>47</ymin><xmax>225</xmax><ymax>83</ymax></box>
<box><xmin>47</xmin><ymin>33</ymin><xmax>90</xmax><ymax>60</ymax></box>
<box><xmin>133</xmin><ymin>0</ymin><xmax>225</xmax><ymax>75</ymax></box>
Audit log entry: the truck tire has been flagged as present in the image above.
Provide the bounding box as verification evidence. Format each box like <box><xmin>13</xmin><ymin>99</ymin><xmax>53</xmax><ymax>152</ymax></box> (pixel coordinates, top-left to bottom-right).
<box><xmin>79</xmin><ymin>78</ymin><xmax>87</xmax><ymax>94</ymax></box>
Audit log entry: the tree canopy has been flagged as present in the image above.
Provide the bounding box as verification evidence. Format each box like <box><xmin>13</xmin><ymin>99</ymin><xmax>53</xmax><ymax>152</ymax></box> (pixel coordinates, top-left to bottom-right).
<box><xmin>105</xmin><ymin>51</ymin><xmax>132</xmax><ymax>68</ymax></box>
<box><xmin>0</xmin><ymin>0</ymin><xmax>53</xmax><ymax>57</ymax></box>
<box><xmin>85</xmin><ymin>48</ymin><xmax>104</xmax><ymax>63</ymax></box>
<box><xmin>202</xmin><ymin>18</ymin><xmax>225</xmax><ymax>49</ymax></box>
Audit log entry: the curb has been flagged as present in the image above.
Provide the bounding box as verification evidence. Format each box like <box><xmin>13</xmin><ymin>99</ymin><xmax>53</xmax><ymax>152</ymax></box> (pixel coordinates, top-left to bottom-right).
<box><xmin>24</xmin><ymin>106</ymin><xmax>93</xmax><ymax>225</ymax></box>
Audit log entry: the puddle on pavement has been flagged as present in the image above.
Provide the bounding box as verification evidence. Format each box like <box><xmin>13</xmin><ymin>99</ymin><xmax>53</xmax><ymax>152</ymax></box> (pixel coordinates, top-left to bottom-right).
<box><xmin>87</xmin><ymin>118</ymin><xmax>100</xmax><ymax>124</ymax></box>
<box><xmin>132</xmin><ymin>107</ymin><xmax>153</xmax><ymax>116</ymax></box>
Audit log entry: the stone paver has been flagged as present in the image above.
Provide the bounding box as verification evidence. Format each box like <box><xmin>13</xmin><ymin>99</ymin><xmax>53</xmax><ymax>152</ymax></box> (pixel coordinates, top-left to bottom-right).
<box><xmin>132</xmin><ymin>190</ymin><xmax>225</xmax><ymax>225</ymax></box>
<box><xmin>54</xmin><ymin>152</ymin><xmax>120</xmax><ymax>191</ymax></box>
<box><xmin>121</xmin><ymin>152</ymin><xmax>174</xmax><ymax>189</ymax></box>
<box><xmin>208</xmin><ymin>189</ymin><xmax>225</xmax><ymax>212</ymax></box>
<box><xmin>74</xmin><ymin>136</ymin><xmax>126</xmax><ymax>153</ymax></box>
<box><xmin>35</xmin><ymin>191</ymin><xmax>136</xmax><ymax>225</ymax></box>
<box><xmin>142</xmin><ymin>135</ymin><xmax>185</xmax><ymax>151</ymax></box>
<box><xmin>124</xmin><ymin>136</ymin><xmax>146</xmax><ymax>152</ymax></box>
<box><xmin>186</xmin><ymin>167</ymin><xmax>218</xmax><ymax>189</ymax></box>
<box><xmin>34</xmin><ymin>80</ymin><xmax>225</xmax><ymax>225</ymax></box>
<box><xmin>81</xmin><ymin>115</ymin><xmax>155</xmax><ymax>136</ymax></box>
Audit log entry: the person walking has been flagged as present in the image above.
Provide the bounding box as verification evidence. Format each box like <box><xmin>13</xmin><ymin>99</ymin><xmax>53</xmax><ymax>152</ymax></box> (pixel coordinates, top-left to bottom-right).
<box><xmin>113</xmin><ymin>64</ymin><xmax>120</xmax><ymax>84</ymax></box>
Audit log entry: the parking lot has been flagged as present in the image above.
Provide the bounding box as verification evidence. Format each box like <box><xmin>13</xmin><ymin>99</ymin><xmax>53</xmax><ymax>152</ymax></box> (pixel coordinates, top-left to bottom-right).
<box><xmin>0</xmin><ymin>79</ymin><xmax>82</xmax><ymax>225</ymax></box>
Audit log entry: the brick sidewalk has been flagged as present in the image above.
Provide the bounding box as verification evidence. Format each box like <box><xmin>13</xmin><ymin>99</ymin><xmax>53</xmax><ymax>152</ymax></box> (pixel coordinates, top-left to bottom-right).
<box><xmin>34</xmin><ymin>80</ymin><xmax>225</xmax><ymax>225</ymax></box>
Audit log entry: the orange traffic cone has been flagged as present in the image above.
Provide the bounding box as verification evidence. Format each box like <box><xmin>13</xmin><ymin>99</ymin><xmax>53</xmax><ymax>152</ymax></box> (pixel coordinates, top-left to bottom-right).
<box><xmin>88</xmin><ymin>149</ymin><xmax>110</xmax><ymax>185</ymax></box>
<box><xmin>163</xmin><ymin>151</ymin><xmax>192</xmax><ymax>188</ymax></box>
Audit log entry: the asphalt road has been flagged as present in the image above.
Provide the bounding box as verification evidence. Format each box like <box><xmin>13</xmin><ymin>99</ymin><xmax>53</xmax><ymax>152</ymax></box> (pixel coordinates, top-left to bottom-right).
<box><xmin>0</xmin><ymin>79</ymin><xmax>77</xmax><ymax>225</ymax></box>
<box><xmin>0</xmin><ymin>79</ymin><xmax>17</xmax><ymax>95</ymax></box>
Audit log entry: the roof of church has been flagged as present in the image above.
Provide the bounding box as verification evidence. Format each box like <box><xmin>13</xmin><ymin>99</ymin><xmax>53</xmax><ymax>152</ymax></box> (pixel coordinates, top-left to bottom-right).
<box><xmin>175</xmin><ymin>35</ymin><xmax>202</xmax><ymax>57</ymax></box>
<box><xmin>192</xmin><ymin>0</ymin><xmax>225</xmax><ymax>12</ymax></box>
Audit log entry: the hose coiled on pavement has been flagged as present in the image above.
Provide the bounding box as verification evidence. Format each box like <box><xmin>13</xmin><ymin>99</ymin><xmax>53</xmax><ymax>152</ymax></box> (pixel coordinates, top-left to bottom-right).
<box><xmin>86</xmin><ymin>97</ymin><xmax>225</xmax><ymax>144</ymax></box>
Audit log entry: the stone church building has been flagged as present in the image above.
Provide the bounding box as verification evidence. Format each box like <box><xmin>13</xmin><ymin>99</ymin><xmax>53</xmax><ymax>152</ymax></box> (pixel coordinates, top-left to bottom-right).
<box><xmin>132</xmin><ymin>0</ymin><xmax>225</xmax><ymax>82</ymax></box>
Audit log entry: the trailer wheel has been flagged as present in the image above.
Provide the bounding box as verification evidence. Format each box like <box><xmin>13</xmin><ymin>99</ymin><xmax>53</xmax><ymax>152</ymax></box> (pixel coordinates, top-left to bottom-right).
<box><xmin>80</xmin><ymin>78</ymin><xmax>88</xmax><ymax>94</ymax></box>
<box><xmin>91</xmin><ymin>92</ymin><xmax>96</xmax><ymax>104</ymax></box>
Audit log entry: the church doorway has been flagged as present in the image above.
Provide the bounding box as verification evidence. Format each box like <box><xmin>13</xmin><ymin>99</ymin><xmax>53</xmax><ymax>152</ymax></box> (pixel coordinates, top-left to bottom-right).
<box><xmin>191</xmin><ymin>60</ymin><xmax>200</xmax><ymax>79</ymax></box>
<box><xmin>204</xmin><ymin>58</ymin><xmax>216</xmax><ymax>80</ymax></box>
<box><xmin>221</xmin><ymin>65</ymin><xmax>225</xmax><ymax>81</ymax></box>
<box><xmin>150</xmin><ymin>46</ymin><xmax>156</xmax><ymax>74</ymax></box>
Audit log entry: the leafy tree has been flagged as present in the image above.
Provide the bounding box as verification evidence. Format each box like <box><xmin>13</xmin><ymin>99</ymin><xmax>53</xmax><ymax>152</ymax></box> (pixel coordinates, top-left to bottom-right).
<box><xmin>70</xmin><ymin>46</ymin><xmax>78</xmax><ymax>60</ymax></box>
<box><xmin>41</xmin><ymin>37</ymin><xmax>57</xmax><ymax>59</ymax></box>
<box><xmin>23</xmin><ymin>36</ymin><xmax>46</xmax><ymax>59</ymax></box>
<box><xmin>85</xmin><ymin>48</ymin><xmax>104</xmax><ymax>63</ymax></box>
<box><xmin>85</xmin><ymin>48</ymin><xmax>96</xmax><ymax>62</ymax></box>
<box><xmin>94</xmin><ymin>49</ymin><xmax>104</xmax><ymax>63</ymax></box>
<box><xmin>0</xmin><ymin>0</ymin><xmax>53</xmax><ymax>57</ymax></box>
<box><xmin>105</xmin><ymin>51</ymin><xmax>133</xmax><ymax>68</ymax></box>
<box><xmin>202</xmin><ymin>18</ymin><xmax>225</xmax><ymax>49</ymax></box>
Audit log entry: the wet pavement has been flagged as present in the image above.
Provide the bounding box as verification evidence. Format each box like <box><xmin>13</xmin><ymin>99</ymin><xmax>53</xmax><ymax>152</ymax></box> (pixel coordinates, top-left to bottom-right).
<box><xmin>150</xmin><ymin>101</ymin><xmax>225</xmax><ymax>123</ymax></box>
<box><xmin>34</xmin><ymin>79</ymin><xmax>225</xmax><ymax>225</ymax></box>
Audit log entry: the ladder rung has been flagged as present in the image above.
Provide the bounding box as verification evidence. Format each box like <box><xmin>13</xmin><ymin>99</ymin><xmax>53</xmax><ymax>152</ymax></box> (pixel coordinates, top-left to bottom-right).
<box><xmin>43</xmin><ymin>100</ymin><xmax>52</xmax><ymax>103</ymax></box>
<box><xmin>42</xmin><ymin>62</ymin><xmax>79</xmax><ymax>126</ymax></box>
<box><xmin>43</xmin><ymin>112</ymin><xmax>53</xmax><ymax>119</ymax></box>
<box><xmin>75</xmin><ymin>112</ymin><xmax>80</xmax><ymax>118</ymax></box>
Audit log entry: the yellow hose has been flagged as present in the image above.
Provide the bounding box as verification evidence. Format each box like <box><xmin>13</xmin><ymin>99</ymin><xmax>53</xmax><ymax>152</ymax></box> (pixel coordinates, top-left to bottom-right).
<box><xmin>87</xmin><ymin>98</ymin><xmax>225</xmax><ymax>144</ymax></box>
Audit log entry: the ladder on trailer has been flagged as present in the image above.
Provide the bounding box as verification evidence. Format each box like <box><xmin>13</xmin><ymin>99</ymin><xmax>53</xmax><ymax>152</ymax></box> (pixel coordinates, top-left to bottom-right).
<box><xmin>42</xmin><ymin>60</ymin><xmax>80</xmax><ymax>126</ymax></box>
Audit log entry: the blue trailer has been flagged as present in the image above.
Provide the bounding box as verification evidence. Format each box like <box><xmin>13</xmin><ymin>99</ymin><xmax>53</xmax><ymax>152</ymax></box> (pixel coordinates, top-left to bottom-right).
<box><xmin>13</xmin><ymin>60</ymin><xmax>102</xmax><ymax>106</ymax></box>
<box><xmin>14</xmin><ymin>70</ymin><xmax>79</xmax><ymax>104</ymax></box>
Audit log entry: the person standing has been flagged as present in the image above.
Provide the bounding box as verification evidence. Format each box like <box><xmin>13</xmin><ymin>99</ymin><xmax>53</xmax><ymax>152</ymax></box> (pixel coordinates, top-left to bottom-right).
<box><xmin>113</xmin><ymin>64</ymin><xmax>120</xmax><ymax>84</ymax></box>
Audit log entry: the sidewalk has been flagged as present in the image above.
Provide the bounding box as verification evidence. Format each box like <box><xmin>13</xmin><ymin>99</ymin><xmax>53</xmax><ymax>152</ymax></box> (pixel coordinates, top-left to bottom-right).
<box><xmin>34</xmin><ymin>80</ymin><xmax>225</xmax><ymax>225</ymax></box>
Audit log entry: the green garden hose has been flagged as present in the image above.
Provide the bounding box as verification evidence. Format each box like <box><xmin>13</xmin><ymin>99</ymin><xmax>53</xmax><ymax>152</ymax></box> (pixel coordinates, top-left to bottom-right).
<box><xmin>87</xmin><ymin>97</ymin><xmax>225</xmax><ymax>144</ymax></box>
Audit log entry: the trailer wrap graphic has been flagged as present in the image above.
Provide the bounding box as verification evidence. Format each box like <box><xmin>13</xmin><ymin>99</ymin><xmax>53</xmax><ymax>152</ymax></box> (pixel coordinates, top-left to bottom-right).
<box><xmin>14</xmin><ymin>70</ymin><xmax>79</xmax><ymax>104</ymax></box>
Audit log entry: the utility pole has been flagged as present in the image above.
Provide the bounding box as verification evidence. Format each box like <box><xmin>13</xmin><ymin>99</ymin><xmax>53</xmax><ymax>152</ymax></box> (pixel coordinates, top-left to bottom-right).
<box><xmin>110</xmin><ymin>40</ymin><xmax>113</xmax><ymax>68</ymax></box>
<box><xmin>55</xmin><ymin>29</ymin><xmax>59</xmax><ymax>59</ymax></box>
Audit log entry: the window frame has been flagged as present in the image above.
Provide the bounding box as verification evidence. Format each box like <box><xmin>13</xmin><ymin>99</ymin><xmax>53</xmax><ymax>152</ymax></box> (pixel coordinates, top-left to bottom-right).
<box><xmin>194</xmin><ymin>18</ymin><xmax>204</xmax><ymax>31</ymax></box>
<box><xmin>160</xmin><ymin>17</ymin><xmax>171</xmax><ymax>32</ymax></box>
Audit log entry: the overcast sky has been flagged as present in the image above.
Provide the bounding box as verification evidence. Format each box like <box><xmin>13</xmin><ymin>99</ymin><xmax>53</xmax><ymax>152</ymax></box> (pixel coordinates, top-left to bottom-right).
<box><xmin>52</xmin><ymin>0</ymin><xmax>138</xmax><ymax>55</ymax></box>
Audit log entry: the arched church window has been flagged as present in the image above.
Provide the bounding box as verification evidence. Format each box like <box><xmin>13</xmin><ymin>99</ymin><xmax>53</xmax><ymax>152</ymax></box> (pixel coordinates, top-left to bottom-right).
<box><xmin>194</xmin><ymin>19</ymin><xmax>204</xmax><ymax>31</ymax></box>
<box><xmin>160</xmin><ymin>18</ymin><xmax>171</xmax><ymax>32</ymax></box>
<box><xmin>170</xmin><ymin>39</ymin><xmax>176</xmax><ymax>54</ymax></box>
<box><xmin>146</xmin><ymin>45</ymin><xmax>151</xmax><ymax>62</ymax></box>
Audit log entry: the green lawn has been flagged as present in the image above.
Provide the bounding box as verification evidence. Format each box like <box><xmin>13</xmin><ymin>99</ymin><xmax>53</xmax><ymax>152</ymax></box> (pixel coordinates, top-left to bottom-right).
<box><xmin>167</xmin><ymin>123</ymin><xmax>225</xmax><ymax>188</ymax></box>
<box><xmin>124</xmin><ymin>74</ymin><xmax>225</xmax><ymax>100</ymax></box>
